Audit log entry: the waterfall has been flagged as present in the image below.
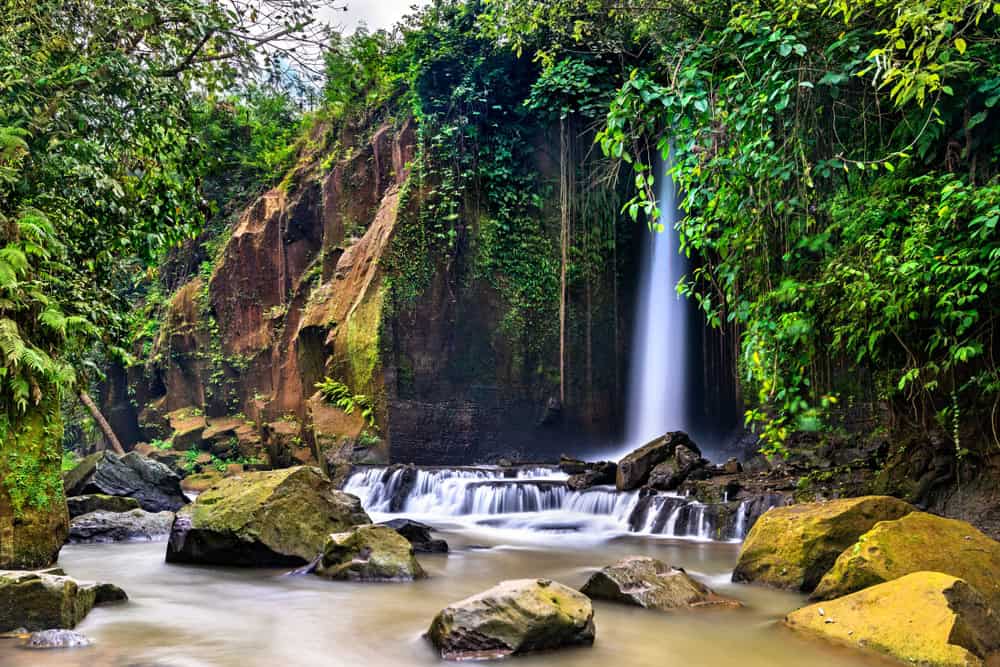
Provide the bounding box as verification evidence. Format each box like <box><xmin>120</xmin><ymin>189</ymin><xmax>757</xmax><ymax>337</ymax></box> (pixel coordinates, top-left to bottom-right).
<box><xmin>344</xmin><ymin>466</ymin><xmax>776</xmax><ymax>542</ymax></box>
<box><xmin>625</xmin><ymin>157</ymin><xmax>689</xmax><ymax>446</ymax></box>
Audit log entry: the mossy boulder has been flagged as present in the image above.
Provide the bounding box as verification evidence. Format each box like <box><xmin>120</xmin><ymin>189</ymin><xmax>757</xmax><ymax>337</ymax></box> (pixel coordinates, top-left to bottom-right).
<box><xmin>316</xmin><ymin>525</ymin><xmax>426</xmax><ymax>581</ymax></box>
<box><xmin>428</xmin><ymin>578</ymin><xmax>595</xmax><ymax>660</ymax></box>
<box><xmin>812</xmin><ymin>512</ymin><xmax>1000</xmax><ymax>611</ymax></box>
<box><xmin>166</xmin><ymin>466</ymin><xmax>370</xmax><ymax>566</ymax></box>
<box><xmin>181</xmin><ymin>470</ymin><xmax>224</xmax><ymax>494</ymax></box>
<box><xmin>580</xmin><ymin>556</ymin><xmax>741</xmax><ymax>611</ymax></box>
<box><xmin>786</xmin><ymin>572</ymin><xmax>1000</xmax><ymax>666</ymax></box>
<box><xmin>0</xmin><ymin>570</ymin><xmax>127</xmax><ymax>632</ymax></box>
<box><xmin>66</xmin><ymin>494</ymin><xmax>141</xmax><ymax>518</ymax></box>
<box><xmin>732</xmin><ymin>496</ymin><xmax>914</xmax><ymax>591</ymax></box>
<box><xmin>166</xmin><ymin>408</ymin><xmax>208</xmax><ymax>451</ymax></box>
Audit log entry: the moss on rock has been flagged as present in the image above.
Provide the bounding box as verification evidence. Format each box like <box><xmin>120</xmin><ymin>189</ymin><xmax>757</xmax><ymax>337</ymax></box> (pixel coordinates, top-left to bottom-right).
<box><xmin>786</xmin><ymin>572</ymin><xmax>1000</xmax><ymax>666</ymax></box>
<box><xmin>812</xmin><ymin>512</ymin><xmax>1000</xmax><ymax>612</ymax></box>
<box><xmin>316</xmin><ymin>524</ymin><xmax>426</xmax><ymax>581</ymax></box>
<box><xmin>0</xmin><ymin>570</ymin><xmax>127</xmax><ymax>632</ymax></box>
<box><xmin>732</xmin><ymin>496</ymin><xmax>914</xmax><ymax>592</ymax></box>
<box><xmin>166</xmin><ymin>466</ymin><xmax>370</xmax><ymax>566</ymax></box>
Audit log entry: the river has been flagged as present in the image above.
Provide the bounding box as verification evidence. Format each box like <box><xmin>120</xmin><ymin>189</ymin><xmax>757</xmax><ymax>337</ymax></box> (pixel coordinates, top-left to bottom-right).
<box><xmin>0</xmin><ymin>520</ymin><xmax>893</xmax><ymax>667</ymax></box>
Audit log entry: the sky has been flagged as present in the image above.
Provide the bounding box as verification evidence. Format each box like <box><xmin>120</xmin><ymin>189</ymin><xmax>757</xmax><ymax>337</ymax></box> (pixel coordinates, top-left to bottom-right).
<box><xmin>325</xmin><ymin>0</ymin><xmax>430</xmax><ymax>33</ymax></box>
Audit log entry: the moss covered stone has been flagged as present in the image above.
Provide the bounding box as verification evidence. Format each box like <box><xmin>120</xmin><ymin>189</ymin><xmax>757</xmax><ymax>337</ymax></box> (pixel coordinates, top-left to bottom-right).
<box><xmin>0</xmin><ymin>570</ymin><xmax>127</xmax><ymax>632</ymax></box>
<box><xmin>581</xmin><ymin>556</ymin><xmax>741</xmax><ymax>611</ymax></box>
<box><xmin>786</xmin><ymin>572</ymin><xmax>1000</xmax><ymax>667</ymax></box>
<box><xmin>166</xmin><ymin>466</ymin><xmax>370</xmax><ymax>566</ymax></box>
<box><xmin>428</xmin><ymin>578</ymin><xmax>595</xmax><ymax>660</ymax></box>
<box><xmin>732</xmin><ymin>496</ymin><xmax>914</xmax><ymax>592</ymax></box>
<box><xmin>66</xmin><ymin>494</ymin><xmax>141</xmax><ymax>518</ymax></box>
<box><xmin>316</xmin><ymin>524</ymin><xmax>426</xmax><ymax>581</ymax></box>
<box><xmin>812</xmin><ymin>512</ymin><xmax>1000</xmax><ymax>611</ymax></box>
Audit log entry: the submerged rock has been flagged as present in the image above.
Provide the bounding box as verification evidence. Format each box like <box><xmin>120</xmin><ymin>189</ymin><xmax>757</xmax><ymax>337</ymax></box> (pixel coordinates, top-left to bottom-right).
<box><xmin>166</xmin><ymin>466</ymin><xmax>370</xmax><ymax>566</ymax></box>
<box><xmin>617</xmin><ymin>432</ymin><xmax>700</xmax><ymax>491</ymax></box>
<box><xmin>316</xmin><ymin>525</ymin><xmax>426</xmax><ymax>581</ymax></box>
<box><xmin>0</xmin><ymin>570</ymin><xmax>127</xmax><ymax>632</ymax></box>
<box><xmin>64</xmin><ymin>451</ymin><xmax>187</xmax><ymax>513</ymax></box>
<box><xmin>379</xmin><ymin>519</ymin><xmax>449</xmax><ymax>553</ymax></box>
<box><xmin>69</xmin><ymin>509</ymin><xmax>174</xmax><ymax>543</ymax></box>
<box><xmin>732</xmin><ymin>496</ymin><xmax>914</xmax><ymax>591</ymax></box>
<box><xmin>786</xmin><ymin>572</ymin><xmax>1000</xmax><ymax>667</ymax></box>
<box><xmin>24</xmin><ymin>629</ymin><xmax>93</xmax><ymax>649</ymax></box>
<box><xmin>580</xmin><ymin>556</ymin><xmax>741</xmax><ymax>611</ymax></box>
<box><xmin>428</xmin><ymin>578</ymin><xmax>595</xmax><ymax>660</ymax></box>
<box><xmin>811</xmin><ymin>512</ymin><xmax>1000</xmax><ymax>611</ymax></box>
<box><xmin>66</xmin><ymin>494</ymin><xmax>141</xmax><ymax>518</ymax></box>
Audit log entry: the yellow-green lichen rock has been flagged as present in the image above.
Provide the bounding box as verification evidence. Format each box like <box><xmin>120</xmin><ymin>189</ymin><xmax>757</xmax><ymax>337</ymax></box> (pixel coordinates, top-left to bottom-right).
<box><xmin>166</xmin><ymin>466</ymin><xmax>370</xmax><ymax>566</ymax></box>
<box><xmin>786</xmin><ymin>572</ymin><xmax>1000</xmax><ymax>667</ymax></box>
<box><xmin>0</xmin><ymin>570</ymin><xmax>127</xmax><ymax>632</ymax></box>
<box><xmin>428</xmin><ymin>578</ymin><xmax>595</xmax><ymax>660</ymax></box>
<box><xmin>732</xmin><ymin>496</ymin><xmax>914</xmax><ymax>591</ymax></box>
<box><xmin>316</xmin><ymin>524</ymin><xmax>426</xmax><ymax>581</ymax></box>
<box><xmin>812</xmin><ymin>512</ymin><xmax>1000</xmax><ymax>611</ymax></box>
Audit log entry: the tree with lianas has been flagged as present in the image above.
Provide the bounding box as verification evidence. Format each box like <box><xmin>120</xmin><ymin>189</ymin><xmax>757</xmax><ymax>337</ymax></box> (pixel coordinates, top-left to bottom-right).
<box><xmin>0</xmin><ymin>0</ymin><xmax>333</xmax><ymax>568</ymax></box>
<box><xmin>483</xmin><ymin>0</ymin><xmax>1000</xmax><ymax>459</ymax></box>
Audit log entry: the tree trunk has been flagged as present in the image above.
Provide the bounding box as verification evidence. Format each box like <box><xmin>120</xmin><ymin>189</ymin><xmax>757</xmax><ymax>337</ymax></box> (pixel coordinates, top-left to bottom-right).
<box><xmin>78</xmin><ymin>390</ymin><xmax>126</xmax><ymax>455</ymax></box>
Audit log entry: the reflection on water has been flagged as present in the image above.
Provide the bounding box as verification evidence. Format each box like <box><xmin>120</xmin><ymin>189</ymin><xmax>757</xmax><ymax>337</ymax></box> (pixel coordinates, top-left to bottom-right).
<box><xmin>0</xmin><ymin>526</ymin><xmax>893</xmax><ymax>667</ymax></box>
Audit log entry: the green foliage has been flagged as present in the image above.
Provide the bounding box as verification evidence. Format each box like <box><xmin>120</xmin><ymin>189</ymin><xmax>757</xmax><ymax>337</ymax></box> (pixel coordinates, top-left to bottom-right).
<box><xmin>316</xmin><ymin>378</ymin><xmax>376</xmax><ymax>427</ymax></box>
<box><xmin>60</xmin><ymin>449</ymin><xmax>80</xmax><ymax>473</ymax></box>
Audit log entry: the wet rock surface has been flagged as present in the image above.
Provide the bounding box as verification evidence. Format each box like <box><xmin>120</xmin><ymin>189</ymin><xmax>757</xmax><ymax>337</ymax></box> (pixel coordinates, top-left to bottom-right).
<box><xmin>566</xmin><ymin>462</ymin><xmax>617</xmax><ymax>491</ymax></box>
<box><xmin>378</xmin><ymin>519</ymin><xmax>449</xmax><ymax>553</ymax></box>
<box><xmin>617</xmin><ymin>432</ymin><xmax>700</xmax><ymax>491</ymax></box>
<box><xmin>581</xmin><ymin>557</ymin><xmax>741</xmax><ymax>611</ymax></box>
<box><xmin>786</xmin><ymin>572</ymin><xmax>1000</xmax><ymax>667</ymax></box>
<box><xmin>69</xmin><ymin>509</ymin><xmax>175</xmax><ymax>543</ymax></box>
<box><xmin>732</xmin><ymin>496</ymin><xmax>915</xmax><ymax>591</ymax></box>
<box><xmin>316</xmin><ymin>525</ymin><xmax>426</xmax><ymax>581</ymax></box>
<box><xmin>0</xmin><ymin>570</ymin><xmax>127</xmax><ymax>632</ymax></box>
<box><xmin>166</xmin><ymin>466</ymin><xmax>370</xmax><ymax>566</ymax></box>
<box><xmin>64</xmin><ymin>451</ymin><xmax>188</xmax><ymax>513</ymax></box>
<box><xmin>66</xmin><ymin>494</ymin><xmax>141</xmax><ymax>518</ymax></box>
<box><xmin>428</xmin><ymin>578</ymin><xmax>595</xmax><ymax>660</ymax></box>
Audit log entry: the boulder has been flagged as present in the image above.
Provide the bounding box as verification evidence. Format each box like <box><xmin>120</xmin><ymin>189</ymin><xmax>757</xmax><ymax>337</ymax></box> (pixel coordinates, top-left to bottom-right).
<box><xmin>69</xmin><ymin>509</ymin><xmax>175</xmax><ymax>543</ymax></box>
<box><xmin>316</xmin><ymin>524</ymin><xmax>426</xmax><ymax>581</ymax></box>
<box><xmin>732</xmin><ymin>496</ymin><xmax>914</xmax><ymax>591</ymax></box>
<box><xmin>616</xmin><ymin>432</ymin><xmax>699</xmax><ymax>491</ymax></box>
<box><xmin>63</xmin><ymin>451</ymin><xmax>188</xmax><ymax>513</ymax></box>
<box><xmin>428</xmin><ymin>579</ymin><xmax>595</xmax><ymax>660</ymax></box>
<box><xmin>0</xmin><ymin>570</ymin><xmax>127</xmax><ymax>632</ymax></box>
<box><xmin>812</xmin><ymin>512</ymin><xmax>1000</xmax><ymax>612</ymax></box>
<box><xmin>66</xmin><ymin>494</ymin><xmax>140</xmax><ymax>518</ymax></box>
<box><xmin>166</xmin><ymin>408</ymin><xmax>208</xmax><ymax>451</ymax></box>
<box><xmin>181</xmin><ymin>470</ymin><xmax>224</xmax><ymax>494</ymax></box>
<box><xmin>558</xmin><ymin>455</ymin><xmax>590</xmax><ymax>475</ymax></box>
<box><xmin>786</xmin><ymin>572</ymin><xmax>1000</xmax><ymax>667</ymax></box>
<box><xmin>566</xmin><ymin>462</ymin><xmax>617</xmax><ymax>491</ymax></box>
<box><xmin>580</xmin><ymin>557</ymin><xmax>741</xmax><ymax>611</ymax></box>
<box><xmin>24</xmin><ymin>629</ymin><xmax>93</xmax><ymax>649</ymax></box>
<box><xmin>379</xmin><ymin>519</ymin><xmax>449</xmax><ymax>553</ymax></box>
<box><xmin>166</xmin><ymin>466</ymin><xmax>370</xmax><ymax>566</ymax></box>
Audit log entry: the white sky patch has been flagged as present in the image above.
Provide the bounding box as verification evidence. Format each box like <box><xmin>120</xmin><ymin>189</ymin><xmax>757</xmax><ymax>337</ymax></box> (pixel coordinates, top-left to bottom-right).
<box><xmin>321</xmin><ymin>0</ymin><xmax>430</xmax><ymax>33</ymax></box>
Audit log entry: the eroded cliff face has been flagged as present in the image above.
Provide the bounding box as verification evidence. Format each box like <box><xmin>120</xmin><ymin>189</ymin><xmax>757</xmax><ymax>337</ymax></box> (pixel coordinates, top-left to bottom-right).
<box><xmin>110</xmin><ymin>119</ymin><xmax>627</xmax><ymax>469</ymax></box>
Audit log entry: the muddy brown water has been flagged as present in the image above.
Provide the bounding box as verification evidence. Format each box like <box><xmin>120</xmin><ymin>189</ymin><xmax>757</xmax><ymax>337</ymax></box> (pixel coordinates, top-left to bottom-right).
<box><xmin>0</xmin><ymin>521</ymin><xmax>894</xmax><ymax>667</ymax></box>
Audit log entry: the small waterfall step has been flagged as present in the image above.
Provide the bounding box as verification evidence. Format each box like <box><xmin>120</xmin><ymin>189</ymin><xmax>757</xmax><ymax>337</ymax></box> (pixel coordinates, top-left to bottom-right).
<box><xmin>343</xmin><ymin>465</ymin><xmax>783</xmax><ymax>542</ymax></box>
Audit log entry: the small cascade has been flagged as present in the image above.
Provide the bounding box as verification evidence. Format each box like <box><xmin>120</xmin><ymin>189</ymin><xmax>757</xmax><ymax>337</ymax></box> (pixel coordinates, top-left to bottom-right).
<box><xmin>344</xmin><ymin>467</ymin><xmax>776</xmax><ymax>541</ymax></box>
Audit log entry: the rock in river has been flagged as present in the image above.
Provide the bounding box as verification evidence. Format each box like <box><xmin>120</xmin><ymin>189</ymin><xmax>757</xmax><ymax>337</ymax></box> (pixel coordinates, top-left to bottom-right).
<box><xmin>166</xmin><ymin>466</ymin><xmax>370</xmax><ymax>566</ymax></box>
<box><xmin>811</xmin><ymin>511</ymin><xmax>1000</xmax><ymax>612</ymax></box>
<box><xmin>24</xmin><ymin>629</ymin><xmax>93</xmax><ymax>649</ymax></box>
<box><xmin>64</xmin><ymin>451</ymin><xmax>188</xmax><ymax>513</ymax></box>
<box><xmin>378</xmin><ymin>518</ymin><xmax>449</xmax><ymax>553</ymax></box>
<box><xmin>69</xmin><ymin>509</ymin><xmax>174</xmax><ymax>543</ymax></box>
<box><xmin>732</xmin><ymin>496</ymin><xmax>914</xmax><ymax>592</ymax></box>
<box><xmin>581</xmin><ymin>556</ymin><xmax>741</xmax><ymax>610</ymax></box>
<box><xmin>428</xmin><ymin>578</ymin><xmax>595</xmax><ymax>660</ymax></box>
<box><xmin>616</xmin><ymin>432</ymin><xmax>700</xmax><ymax>491</ymax></box>
<box><xmin>66</xmin><ymin>494</ymin><xmax>141</xmax><ymax>518</ymax></box>
<box><xmin>316</xmin><ymin>525</ymin><xmax>426</xmax><ymax>581</ymax></box>
<box><xmin>786</xmin><ymin>571</ymin><xmax>1000</xmax><ymax>667</ymax></box>
<box><xmin>0</xmin><ymin>570</ymin><xmax>127</xmax><ymax>632</ymax></box>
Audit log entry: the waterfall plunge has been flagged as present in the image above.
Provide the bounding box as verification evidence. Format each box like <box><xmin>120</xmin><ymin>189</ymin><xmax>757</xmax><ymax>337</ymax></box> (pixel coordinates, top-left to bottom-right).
<box><xmin>625</xmin><ymin>157</ymin><xmax>689</xmax><ymax>448</ymax></box>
